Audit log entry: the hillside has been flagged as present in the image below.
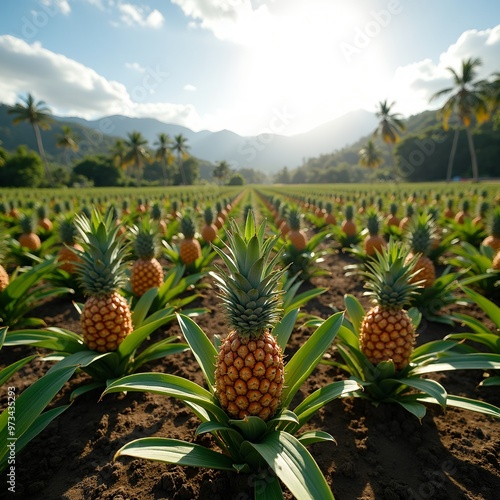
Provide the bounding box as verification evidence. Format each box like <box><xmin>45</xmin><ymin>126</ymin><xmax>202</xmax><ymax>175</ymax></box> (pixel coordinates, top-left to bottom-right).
<box><xmin>0</xmin><ymin>104</ymin><xmax>378</xmax><ymax>172</ymax></box>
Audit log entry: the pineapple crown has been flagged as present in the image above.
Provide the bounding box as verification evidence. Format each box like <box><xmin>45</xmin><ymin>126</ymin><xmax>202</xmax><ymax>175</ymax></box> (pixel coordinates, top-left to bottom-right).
<box><xmin>489</xmin><ymin>207</ymin><xmax>500</xmax><ymax>237</ymax></box>
<box><xmin>210</xmin><ymin>211</ymin><xmax>286</xmax><ymax>338</ymax></box>
<box><xmin>389</xmin><ymin>203</ymin><xmax>398</xmax><ymax>216</ymax></box>
<box><xmin>72</xmin><ymin>208</ymin><xmax>130</xmax><ymax>296</ymax></box>
<box><xmin>406</xmin><ymin>212</ymin><xmax>436</xmax><ymax>255</ymax></box>
<box><xmin>19</xmin><ymin>213</ymin><xmax>37</xmax><ymax>234</ymax></box>
<box><xmin>150</xmin><ymin>202</ymin><xmax>163</xmax><ymax>220</ymax></box>
<box><xmin>36</xmin><ymin>205</ymin><xmax>48</xmax><ymax>219</ymax></box>
<box><xmin>180</xmin><ymin>211</ymin><xmax>197</xmax><ymax>238</ymax></box>
<box><xmin>404</xmin><ymin>204</ymin><xmax>415</xmax><ymax>217</ymax></box>
<box><xmin>58</xmin><ymin>214</ymin><xmax>78</xmax><ymax>245</ymax></box>
<box><xmin>345</xmin><ymin>204</ymin><xmax>354</xmax><ymax>220</ymax></box>
<box><xmin>130</xmin><ymin>218</ymin><xmax>160</xmax><ymax>259</ymax></box>
<box><xmin>203</xmin><ymin>206</ymin><xmax>214</xmax><ymax>225</ymax></box>
<box><xmin>476</xmin><ymin>201</ymin><xmax>489</xmax><ymax>217</ymax></box>
<box><xmin>325</xmin><ymin>202</ymin><xmax>333</xmax><ymax>214</ymax></box>
<box><xmin>287</xmin><ymin>206</ymin><xmax>302</xmax><ymax>231</ymax></box>
<box><xmin>362</xmin><ymin>240</ymin><xmax>423</xmax><ymax>309</ymax></box>
<box><xmin>366</xmin><ymin>209</ymin><xmax>382</xmax><ymax>236</ymax></box>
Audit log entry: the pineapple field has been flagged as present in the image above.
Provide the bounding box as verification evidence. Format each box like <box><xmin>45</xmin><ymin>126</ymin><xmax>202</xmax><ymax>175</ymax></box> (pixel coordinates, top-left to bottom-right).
<box><xmin>0</xmin><ymin>183</ymin><xmax>499</xmax><ymax>499</ymax></box>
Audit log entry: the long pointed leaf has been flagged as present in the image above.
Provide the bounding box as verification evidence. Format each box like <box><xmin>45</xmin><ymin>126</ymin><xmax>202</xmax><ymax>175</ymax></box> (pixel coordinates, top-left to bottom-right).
<box><xmin>176</xmin><ymin>313</ymin><xmax>217</xmax><ymax>390</ymax></box>
<box><xmin>115</xmin><ymin>437</ymin><xmax>236</xmax><ymax>470</ymax></box>
<box><xmin>282</xmin><ymin>312</ymin><xmax>344</xmax><ymax>408</ymax></box>
<box><xmin>274</xmin><ymin>308</ymin><xmax>299</xmax><ymax>351</ymax></box>
<box><xmin>244</xmin><ymin>431</ymin><xmax>334</xmax><ymax>500</ymax></box>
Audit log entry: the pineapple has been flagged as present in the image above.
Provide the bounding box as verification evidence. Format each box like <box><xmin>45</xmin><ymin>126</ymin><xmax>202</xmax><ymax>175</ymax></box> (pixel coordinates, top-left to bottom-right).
<box><xmin>57</xmin><ymin>215</ymin><xmax>84</xmax><ymax>274</ymax></box>
<box><xmin>73</xmin><ymin>209</ymin><xmax>133</xmax><ymax>352</ymax></box>
<box><xmin>0</xmin><ymin>231</ymin><xmax>10</xmax><ymax>292</ymax></box>
<box><xmin>492</xmin><ymin>249</ymin><xmax>500</xmax><ymax>271</ymax></box>
<box><xmin>201</xmin><ymin>206</ymin><xmax>218</xmax><ymax>243</ymax></box>
<box><xmin>341</xmin><ymin>204</ymin><xmax>357</xmax><ymax>236</ymax></box>
<box><xmin>324</xmin><ymin>202</ymin><xmax>337</xmax><ymax>225</ymax></box>
<box><xmin>364</xmin><ymin>210</ymin><xmax>386</xmax><ymax>257</ymax></box>
<box><xmin>179</xmin><ymin>212</ymin><xmax>201</xmax><ymax>265</ymax></box>
<box><xmin>212</xmin><ymin>212</ymin><xmax>286</xmax><ymax>421</ymax></box>
<box><xmin>18</xmin><ymin>213</ymin><xmax>41</xmax><ymax>250</ymax></box>
<box><xmin>37</xmin><ymin>205</ymin><xmax>53</xmax><ymax>231</ymax></box>
<box><xmin>130</xmin><ymin>219</ymin><xmax>164</xmax><ymax>296</ymax></box>
<box><xmin>399</xmin><ymin>204</ymin><xmax>415</xmax><ymax>231</ymax></box>
<box><xmin>405</xmin><ymin>213</ymin><xmax>436</xmax><ymax>287</ymax></box>
<box><xmin>454</xmin><ymin>200</ymin><xmax>470</xmax><ymax>224</ymax></box>
<box><xmin>287</xmin><ymin>207</ymin><xmax>307</xmax><ymax>251</ymax></box>
<box><xmin>386</xmin><ymin>203</ymin><xmax>400</xmax><ymax>227</ymax></box>
<box><xmin>360</xmin><ymin>242</ymin><xmax>422</xmax><ymax>371</ymax></box>
<box><xmin>151</xmin><ymin>202</ymin><xmax>167</xmax><ymax>235</ymax></box>
<box><xmin>482</xmin><ymin>207</ymin><xmax>500</xmax><ymax>252</ymax></box>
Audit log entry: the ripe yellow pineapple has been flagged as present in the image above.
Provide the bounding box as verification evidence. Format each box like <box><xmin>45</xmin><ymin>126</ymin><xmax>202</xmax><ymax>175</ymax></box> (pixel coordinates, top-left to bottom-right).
<box><xmin>179</xmin><ymin>212</ymin><xmax>201</xmax><ymax>265</ymax></box>
<box><xmin>359</xmin><ymin>242</ymin><xmax>423</xmax><ymax>371</ymax></box>
<box><xmin>212</xmin><ymin>212</ymin><xmax>286</xmax><ymax>421</ymax></box>
<box><xmin>364</xmin><ymin>209</ymin><xmax>386</xmax><ymax>257</ymax></box>
<box><xmin>73</xmin><ymin>209</ymin><xmax>133</xmax><ymax>352</ymax></box>
<box><xmin>287</xmin><ymin>207</ymin><xmax>308</xmax><ymax>251</ymax></box>
<box><xmin>18</xmin><ymin>213</ymin><xmax>41</xmax><ymax>251</ymax></box>
<box><xmin>405</xmin><ymin>213</ymin><xmax>436</xmax><ymax>287</ymax></box>
<box><xmin>130</xmin><ymin>218</ymin><xmax>164</xmax><ymax>296</ymax></box>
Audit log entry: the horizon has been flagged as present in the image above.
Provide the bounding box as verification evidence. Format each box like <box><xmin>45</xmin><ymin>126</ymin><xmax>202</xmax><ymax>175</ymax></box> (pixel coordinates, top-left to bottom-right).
<box><xmin>0</xmin><ymin>1</ymin><xmax>499</xmax><ymax>137</ymax></box>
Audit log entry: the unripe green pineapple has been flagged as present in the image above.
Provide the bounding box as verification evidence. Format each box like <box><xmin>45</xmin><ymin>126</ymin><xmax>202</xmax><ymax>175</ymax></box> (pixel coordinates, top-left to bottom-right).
<box><xmin>212</xmin><ymin>211</ymin><xmax>286</xmax><ymax>420</ymax></box>
<box><xmin>73</xmin><ymin>208</ymin><xmax>133</xmax><ymax>352</ymax></box>
<box><xmin>130</xmin><ymin>218</ymin><xmax>164</xmax><ymax>296</ymax></box>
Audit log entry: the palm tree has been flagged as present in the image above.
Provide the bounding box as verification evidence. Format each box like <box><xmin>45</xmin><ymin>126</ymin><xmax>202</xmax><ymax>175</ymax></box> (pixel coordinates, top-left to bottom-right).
<box><xmin>358</xmin><ymin>140</ymin><xmax>384</xmax><ymax>169</ymax></box>
<box><xmin>430</xmin><ymin>57</ymin><xmax>489</xmax><ymax>182</ymax></box>
<box><xmin>213</xmin><ymin>160</ymin><xmax>231</xmax><ymax>186</ymax></box>
<box><xmin>123</xmin><ymin>131</ymin><xmax>151</xmax><ymax>186</ymax></box>
<box><xmin>154</xmin><ymin>133</ymin><xmax>174</xmax><ymax>186</ymax></box>
<box><xmin>8</xmin><ymin>93</ymin><xmax>54</xmax><ymax>186</ymax></box>
<box><xmin>56</xmin><ymin>125</ymin><xmax>79</xmax><ymax>166</ymax></box>
<box><xmin>173</xmin><ymin>134</ymin><xmax>190</xmax><ymax>185</ymax></box>
<box><xmin>373</xmin><ymin>100</ymin><xmax>406</xmax><ymax>180</ymax></box>
<box><xmin>110</xmin><ymin>139</ymin><xmax>127</xmax><ymax>170</ymax></box>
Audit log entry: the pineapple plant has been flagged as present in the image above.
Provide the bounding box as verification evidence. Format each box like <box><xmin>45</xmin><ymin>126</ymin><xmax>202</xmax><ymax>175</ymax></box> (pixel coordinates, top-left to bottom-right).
<box><xmin>151</xmin><ymin>202</ymin><xmax>167</xmax><ymax>235</ymax></box>
<box><xmin>18</xmin><ymin>213</ymin><xmax>41</xmax><ymax>251</ymax></box>
<box><xmin>179</xmin><ymin>212</ymin><xmax>201</xmax><ymax>265</ymax></box>
<box><xmin>364</xmin><ymin>209</ymin><xmax>386</xmax><ymax>257</ymax></box>
<box><xmin>36</xmin><ymin>205</ymin><xmax>53</xmax><ymax>231</ymax></box>
<box><xmin>72</xmin><ymin>209</ymin><xmax>133</xmax><ymax>352</ymax></box>
<box><xmin>405</xmin><ymin>213</ymin><xmax>436</xmax><ymax>288</ymax></box>
<box><xmin>0</xmin><ymin>231</ymin><xmax>9</xmax><ymax>292</ymax></box>
<box><xmin>129</xmin><ymin>219</ymin><xmax>164</xmax><ymax>297</ymax></box>
<box><xmin>341</xmin><ymin>204</ymin><xmax>357</xmax><ymax>236</ymax></box>
<box><xmin>482</xmin><ymin>207</ymin><xmax>500</xmax><ymax>252</ymax></box>
<box><xmin>386</xmin><ymin>202</ymin><xmax>400</xmax><ymax>227</ymax></box>
<box><xmin>324</xmin><ymin>202</ymin><xmax>337</xmax><ymax>225</ymax></box>
<box><xmin>200</xmin><ymin>206</ymin><xmax>218</xmax><ymax>243</ymax></box>
<box><xmin>472</xmin><ymin>200</ymin><xmax>489</xmax><ymax>227</ymax></box>
<box><xmin>287</xmin><ymin>207</ymin><xmax>308</xmax><ymax>251</ymax></box>
<box><xmin>359</xmin><ymin>241</ymin><xmax>423</xmax><ymax>370</ymax></box>
<box><xmin>444</xmin><ymin>199</ymin><xmax>454</xmax><ymax>219</ymax></box>
<box><xmin>454</xmin><ymin>199</ymin><xmax>470</xmax><ymax>224</ymax></box>
<box><xmin>399</xmin><ymin>203</ymin><xmax>415</xmax><ymax>230</ymax></box>
<box><xmin>57</xmin><ymin>215</ymin><xmax>84</xmax><ymax>274</ymax></box>
<box><xmin>212</xmin><ymin>212</ymin><xmax>286</xmax><ymax>420</ymax></box>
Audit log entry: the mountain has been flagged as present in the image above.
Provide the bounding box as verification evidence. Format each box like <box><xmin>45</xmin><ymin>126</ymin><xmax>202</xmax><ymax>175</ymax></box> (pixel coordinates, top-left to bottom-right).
<box><xmin>54</xmin><ymin>109</ymin><xmax>378</xmax><ymax>171</ymax></box>
<box><xmin>0</xmin><ymin>104</ymin><xmax>378</xmax><ymax>171</ymax></box>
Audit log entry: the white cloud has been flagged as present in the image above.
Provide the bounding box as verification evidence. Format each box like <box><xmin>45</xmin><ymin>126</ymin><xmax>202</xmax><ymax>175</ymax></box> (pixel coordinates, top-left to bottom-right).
<box><xmin>125</xmin><ymin>62</ymin><xmax>145</xmax><ymax>73</ymax></box>
<box><xmin>118</xmin><ymin>3</ymin><xmax>164</xmax><ymax>29</ymax></box>
<box><xmin>171</xmin><ymin>0</ymin><xmax>273</xmax><ymax>45</ymax></box>
<box><xmin>0</xmin><ymin>35</ymin><xmax>205</xmax><ymax>131</ymax></box>
<box><xmin>40</xmin><ymin>0</ymin><xmax>71</xmax><ymax>15</ymax></box>
<box><xmin>386</xmin><ymin>25</ymin><xmax>500</xmax><ymax>117</ymax></box>
<box><xmin>184</xmin><ymin>84</ymin><xmax>197</xmax><ymax>91</ymax></box>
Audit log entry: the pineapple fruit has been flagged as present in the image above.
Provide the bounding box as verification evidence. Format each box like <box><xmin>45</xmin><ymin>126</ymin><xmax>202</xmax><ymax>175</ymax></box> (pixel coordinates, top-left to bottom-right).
<box><xmin>364</xmin><ymin>210</ymin><xmax>386</xmax><ymax>257</ymax></box>
<box><xmin>287</xmin><ymin>207</ymin><xmax>307</xmax><ymax>251</ymax></box>
<box><xmin>405</xmin><ymin>213</ymin><xmax>436</xmax><ymax>288</ymax></box>
<box><xmin>73</xmin><ymin>209</ymin><xmax>133</xmax><ymax>352</ymax></box>
<box><xmin>482</xmin><ymin>207</ymin><xmax>500</xmax><ymax>252</ymax></box>
<box><xmin>360</xmin><ymin>242</ymin><xmax>422</xmax><ymax>371</ymax></box>
<box><xmin>179</xmin><ymin>212</ymin><xmax>202</xmax><ymax>265</ymax></box>
<box><xmin>212</xmin><ymin>212</ymin><xmax>286</xmax><ymax>421</ymax></box>
<box><xmin>201</xmin><ymin>206</ymin><xmax>218</xmax><ymax>243</ymax></box>
<box><xmin>341</xmin><ymin>205</ymin><xmax>357</xmax><ymax>236</ymax></box>
<box><xmin>130</xmin><ymin>219</ymin><xmax>164</xmax><ymax>296</ymax></box>
<box><xmin>18</xmin><ymin>213</ymin><xmax>41</xmax><ymax>251</ymax></box>
<box><xmin>57</xmin><ymin>215</ymin><xmax>84</xmax><ymax>274</ymax></box>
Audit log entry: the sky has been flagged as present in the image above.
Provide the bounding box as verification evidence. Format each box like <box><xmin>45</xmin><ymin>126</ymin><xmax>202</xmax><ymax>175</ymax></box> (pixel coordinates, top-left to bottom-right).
<box><xmin>0</xmin><ymin>0</ymin><xmax>499</xmax><ymax>137</ymax></box>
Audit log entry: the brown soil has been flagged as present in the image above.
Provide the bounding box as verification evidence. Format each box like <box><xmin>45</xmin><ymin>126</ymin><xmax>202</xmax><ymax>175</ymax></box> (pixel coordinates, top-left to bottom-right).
<box><xmin>1</xmin><ymin>251</ymin><xmax>499</xmax><ymax>500</ymax></box>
